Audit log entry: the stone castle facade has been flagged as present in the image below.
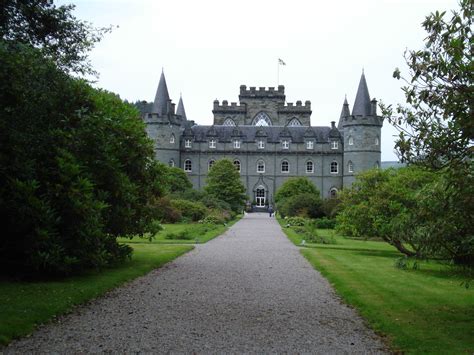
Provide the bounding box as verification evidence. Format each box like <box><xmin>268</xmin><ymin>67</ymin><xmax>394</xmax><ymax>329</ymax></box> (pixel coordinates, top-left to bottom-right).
<box><xmin>142</xmin><ymin>71</ymin><xmax>383</xmax><ymax>206</ymax></box>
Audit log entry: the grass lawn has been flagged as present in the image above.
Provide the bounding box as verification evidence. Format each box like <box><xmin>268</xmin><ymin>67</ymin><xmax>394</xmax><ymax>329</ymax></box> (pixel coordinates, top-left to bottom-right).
<box><xmin>119</xmin><ymin>216</ymin><xmax>242</xmax><ymax>245</ymax></box>
<box><xmin>278</xmin><ymin>218</ymin><xmax>474</xmax><ymax>353</ymax></box>
<box><xmin>0</xmin><ymin>243</ymin><xmax>193</xmax><ymax>346</ymax></box>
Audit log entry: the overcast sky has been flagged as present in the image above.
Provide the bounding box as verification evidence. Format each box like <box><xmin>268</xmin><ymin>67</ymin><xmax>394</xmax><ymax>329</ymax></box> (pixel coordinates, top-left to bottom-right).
<box><xmin>60</xmin><ymin>0</ymin><xmax>459</xmax><ymax>161</ymax></box>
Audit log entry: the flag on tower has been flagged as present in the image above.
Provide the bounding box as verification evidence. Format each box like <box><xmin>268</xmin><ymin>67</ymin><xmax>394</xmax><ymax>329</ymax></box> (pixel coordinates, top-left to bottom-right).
<box><xmin>278</xmin><ymin>58</ymin><xmax>286</xmax><ymax>65</ymax></box>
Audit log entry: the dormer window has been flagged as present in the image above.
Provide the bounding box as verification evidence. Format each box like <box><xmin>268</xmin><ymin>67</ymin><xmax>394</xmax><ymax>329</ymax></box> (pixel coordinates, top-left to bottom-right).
<box><xmin>185</xmin><ymin>139</ymin><xmax>192</xmax><ymax>148</ymax></box>
<box><xmin>331</xmin><ymin>140</ymin><xmax>338</xmax><ymax>149</ymax></box>
<box><xmin>233</xmin><ymin>140</ymin><xmax>241</xmax><ymax>149</ymax></box>
<box><xmin>209</xmin><ymin>139</ymin><xmax>216</xmax><ymax>148</ymax></box>
<box><xmin>306</xmin><ymin>141</ymin><xmax>314</xmax><ymax>149</ymax></box>
<box><xmin>282</xmin><ymin>140</ymin><xmax>289</xmax><ymax>149</ymax></box>
<box><xmin>258</xmin><ymin>140</ymin><xmax>265</xmax><ymax>149</ymax></box>
<box><xmin>170</xmin><ymin>134</ymin><xmax>175</xmax><ymax>144</ymax></box>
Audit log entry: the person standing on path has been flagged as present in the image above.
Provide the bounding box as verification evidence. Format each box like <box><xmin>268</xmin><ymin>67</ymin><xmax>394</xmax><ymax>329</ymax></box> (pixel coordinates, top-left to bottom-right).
<box><xmin>268</xmin><ymin>205</ymin><xmax>274</xmax><ymax>217</ymax></box>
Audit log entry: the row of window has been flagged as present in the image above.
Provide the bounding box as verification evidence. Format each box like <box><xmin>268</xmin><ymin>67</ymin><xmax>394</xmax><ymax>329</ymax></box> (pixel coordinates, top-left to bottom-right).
<box><xmin>223</xmin><ymin>115</ymin><xmax>303</xmax><ymax>127</ymax></box>
<box><xmin>179</xmin><ymin>159</ymin><xmax>341</xmax><ymax>174</ymax></box>
<box><xmin>170</xmin><ymin>135</ymin><xmax>379</xmax><ymax>148</ymax></box>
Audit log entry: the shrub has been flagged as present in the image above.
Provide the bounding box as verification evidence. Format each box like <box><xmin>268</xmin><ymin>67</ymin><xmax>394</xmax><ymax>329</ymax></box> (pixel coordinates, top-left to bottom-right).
<box><xmin>284</xmin><ymin>216</ymin><xmax>306</xmax><ymax>226</ymax></box>
<box><xmin>279</xmin><ymin>193</ymin><xmax>324</xmax><ymax>219</ymax></box>
<box><xmin>171</xmin><ymin>199</ymin><xmax>208</xmax><ymax>222</ymax></box>
<box><xmin>165</xmin><ymin>230</ymin><xmax>193</xmax><ymax>240</ymax></box>
<box><xmin>155</xmin><ymin>197</ymin><xmax>182</xmax><ymax>223</ymax></box>
<box><xmin>275</xmin><ymin>177</ymin><xmax>320</xmax><ymax>203</ymax></box>
<box><xmin>321</xmin><ymin>198</ymin><xmax>341</xmax><ymax>218</ymax></box>
<box><xmin>312</xmin><ymin>217</ymin><xmax>337</xmax><ymax>229</ymax></box>
<box><xmin>199</xmin><ymin>214</ymin><xmax>226</xmax><ymax>225</ymax></box>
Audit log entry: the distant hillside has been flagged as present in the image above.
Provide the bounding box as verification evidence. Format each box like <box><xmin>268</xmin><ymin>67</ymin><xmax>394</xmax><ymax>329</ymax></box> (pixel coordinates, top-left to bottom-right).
<box><xmin>381</xmin><ymin>161</ymin><xmax>406</xmax><ymax>169</ymax></box>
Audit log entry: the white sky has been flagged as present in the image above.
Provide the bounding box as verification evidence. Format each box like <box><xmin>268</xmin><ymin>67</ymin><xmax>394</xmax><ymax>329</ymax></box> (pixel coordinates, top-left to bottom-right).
<box><xmin>60</xmin><ymin>0</ymin><xmax>459</xmax><ymax>161</ymax></box>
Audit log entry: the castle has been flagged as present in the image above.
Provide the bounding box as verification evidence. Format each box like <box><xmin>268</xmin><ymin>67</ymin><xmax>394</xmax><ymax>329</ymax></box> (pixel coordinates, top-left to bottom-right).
<box><xmin>142</xmin><ymin>71</ymin><xmax>383</xmax><ymax>207</ymax></box>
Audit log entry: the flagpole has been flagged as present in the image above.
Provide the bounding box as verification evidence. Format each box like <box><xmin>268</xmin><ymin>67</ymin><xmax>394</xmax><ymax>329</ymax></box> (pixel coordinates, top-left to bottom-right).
<box><xmin>277</xmin><ymin>58</ymin><xmax>279</xmax><ymax>86</ymax></box>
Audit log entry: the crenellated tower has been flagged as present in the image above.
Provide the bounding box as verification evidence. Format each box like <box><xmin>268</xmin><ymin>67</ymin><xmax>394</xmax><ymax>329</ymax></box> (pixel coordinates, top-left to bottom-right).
<box><xmin>341</xmin><ymin>72</ymin><xmax>383</xmax><ymax>186</ymax></box>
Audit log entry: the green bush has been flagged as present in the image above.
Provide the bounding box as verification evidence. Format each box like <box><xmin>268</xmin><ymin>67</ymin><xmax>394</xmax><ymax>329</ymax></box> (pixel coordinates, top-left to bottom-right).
<box><xmin>154</xmin><ymin>197</ymin><xmax>182</xmax><ymax>223</ymax></box>
<box><xmin>275</xmin><ymin>177</ymin><xmax>320</xmax><ymax>203</ymax></box>
<box><xmin>312</xmin><ymin>217</ymin><xmax>337</xmax><ymax>229</ymax></box>
<box><xmin>199</xmin><ymin>214</ymin><xmax>225</xmax><ymax>225</ymax></box>
<box><xmin>165</xmin><ymin>231</ymin><xmax>193</xmax><ymax>240</ymax></box>
<box><xmin>279</xmin><ymin>193</ymin><xmax>324</xmax><ymax>219</ymax></box>
<box><xmin>284</xmin><ymin>216</ymin><xmax>306</xmax><ymax>226</ymax></box>
<box><xmin>171</xmin><ymin>199</ymin><xmax>208</xmax><ymax>222</ymax></box>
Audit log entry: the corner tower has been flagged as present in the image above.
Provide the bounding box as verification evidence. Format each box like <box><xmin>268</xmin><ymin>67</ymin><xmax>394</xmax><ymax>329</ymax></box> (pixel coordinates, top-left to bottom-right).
<box><xmin>145</xmin><ymin>70</ymin><xmax>183</xmax><ymax>168</ymax></box>
<box><xmin>342</xmin><ymin>72</ymin><xmax>383</xmax><ymax>186</ymax></box>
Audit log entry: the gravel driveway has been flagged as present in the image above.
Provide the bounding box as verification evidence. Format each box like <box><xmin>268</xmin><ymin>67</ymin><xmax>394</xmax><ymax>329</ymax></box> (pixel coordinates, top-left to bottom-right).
<box><xmin>6</xmin><ymin>213</ymin><xmax>387</xmax><ymax>353</ymax></box>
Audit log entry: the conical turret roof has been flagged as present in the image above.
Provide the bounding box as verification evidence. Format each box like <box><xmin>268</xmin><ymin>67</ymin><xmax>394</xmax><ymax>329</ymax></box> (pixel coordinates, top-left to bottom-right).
<box><xmin>176</xmin><ymin>94</ymin><xmax>187</xmax><ymax>120</ymax></box>
<box><xmin>352</xmin><ymin>72</ymin><xmax>371</xmax><ymax>116</ymax></box>
<box><xmin>152</xmin><ymin>71</ymin><xmax>170</xmax><ymax>115</ymax></box>
<box><xmin>338</xmin><ymin>96</ymin><xmax>350</xmax><ymax>129</ymax></box>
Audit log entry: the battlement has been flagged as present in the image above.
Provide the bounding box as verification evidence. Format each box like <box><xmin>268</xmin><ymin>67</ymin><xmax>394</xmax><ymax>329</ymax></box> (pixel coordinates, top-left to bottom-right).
<box><xmin>342</xmin><ymin>114</ymin><xmax>383</xmax><ymax>127</ymax></box>
<box><xmin>212</xmin><ymin>99</ymin><xmax>247</xmax><ymax>113</ymax></box>
<box><xmin>239</xmin><ymin>85</ymin><xmax>285</xmax><ymax>98</ymax></box>
<box><xmin>278</xmin><ymin>100</ymin><xmax>312</xmax><ymax>112</ymax></box>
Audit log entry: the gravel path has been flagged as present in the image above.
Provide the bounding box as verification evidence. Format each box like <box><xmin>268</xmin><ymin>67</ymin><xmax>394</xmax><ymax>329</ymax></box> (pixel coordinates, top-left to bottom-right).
<box><xmin>6</xmin><ymin>213</ymin><xmax>387</xmax><ymax>353</ymax></box>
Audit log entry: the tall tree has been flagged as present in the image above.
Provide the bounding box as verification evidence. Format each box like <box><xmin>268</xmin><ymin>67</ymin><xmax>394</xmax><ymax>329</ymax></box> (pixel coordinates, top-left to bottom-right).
<box><xmin>204</xmin><ymin>159</ymin><xmax>246</xmax><ymax>212</ymax></box>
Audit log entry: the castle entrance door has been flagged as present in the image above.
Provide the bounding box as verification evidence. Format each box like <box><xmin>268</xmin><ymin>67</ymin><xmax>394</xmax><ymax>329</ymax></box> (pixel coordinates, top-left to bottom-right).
<box><xmin>255</xmin><ymin>188</ymin><xmax>266</xmax><ymax>207</ymax></box>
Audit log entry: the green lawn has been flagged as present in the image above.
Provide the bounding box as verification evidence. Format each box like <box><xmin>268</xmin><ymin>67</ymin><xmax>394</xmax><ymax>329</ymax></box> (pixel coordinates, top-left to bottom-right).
<box><xmin>0</xmin><ymin>243</ymin><xmax>193</xmax><ymax>346</ymax></box>
<box><xmin>278</xmin><ymin>219</ymin><xmax>474</xmax><ymax>353</ymax></box>
<box><xmin>119</xmin><ymin>217</ymin><xmax>242</xmax><ymax>245</ymax></box>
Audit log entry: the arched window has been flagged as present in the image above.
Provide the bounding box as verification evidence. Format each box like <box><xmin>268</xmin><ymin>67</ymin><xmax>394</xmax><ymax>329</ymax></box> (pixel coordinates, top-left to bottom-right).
<box><xmin>348</xmin><ymin>161</ymin><xmax>354</xmax><ymax>173</ymax></box>
<box><xmin>375</xmin><ymin>136</ymin><xmax>379</xmax><ymax>146</ymax></box>
<box><xmin>252</xmin><ymin>112</ymin><xmax>272</xmax><ymax>126</ymax></box>
<box><xmin>184</xmin><ymin>159</ymin><xmax>192</xmax><ymax>172</ymax></box>
<box><xmin>329</xmin><ymin>187</ymin><xmax>338</xmax><ymax>199</ymax></box>
<box><xmin>257</xmin><ymin>160</ymin><xmax>265</xmax><ymax>173</ymax></box>
<box><xmin>281</xmin><ymin>160</ymin><xmax>289</xmax><ymax>173</ymax></box>
<box><xmin>170</xmin><ymin>134</ymin><xmax>175</xmax><ymax>144</ymax></box>
<box><xmin>223</xmin><ymin>118</ymin><xmax>236</xmax><ymax>126</ymax></box>
<box><xmin>348</xmin><ymin>136</ymin><xmax>354</xmax><ymax>145</ymax></box>
<box><xmin>306</xmin><ymin>161</ymin><xmax>314</xmax><ymax>173</ymax></box>
<box><xmin>233</xmin><ymin>159</ymin><xmax>241</xmax><ymax>172</ymax></box>
<box><xmin>288</xmin><ymin>118</ymin><xmax>302</xmax><ymax>126</ymax></box>
<box><xmin>208</xmin><ymin>159</ymin><xmax>215</xmax><ymax>171</ymax></box>
<box><xmin>375</xmin><ymin>161</ymin><xmax>380</xmax><ymax>169</ymax></box>
<box><xmin>169</xmin><ymin>159</ymin><xmax>175</xmax><ymax>167</ymax></box>
<box><xmin>330</xmin><ymin>161</ymin><xmax>338</xmax><ymax>174</ymax></box>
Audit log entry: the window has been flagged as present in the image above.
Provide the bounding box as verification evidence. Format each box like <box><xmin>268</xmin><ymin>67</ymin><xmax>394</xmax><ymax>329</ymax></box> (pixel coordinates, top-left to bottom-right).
<box><xmin>223</xmin><ymin>118</ymin><xmax>236</xmax><ymax>126</ymax></box>
<box><xmin>184</xmin><ymin>159</ymin><xmax>192</xmax><ymax>172</ymax></box>
<box><xmin>281</xmin><ymin>160</ymin><xmax>289</xmax><ymax>173</ymax></box>
<box><xmin>375</xmin><ymin>137</ymin><xmax>379</xmax><ymax>146</ymax></box>
<box><xmin>208</xmin><ymin>159</ymin><xmax>215</xmax><ymax>171</ymax></box>
<box><xmin>258</xmin><ymin>140</ymin><xmax>265</xmax><ymax>149</ymax></box>
<box><xmin>306</xmin><ymin>141</ymin><xmax>314</xmax><ymax>149</ymax></box>
<box><xmin>185</xmin><ymin>139</ymin><xmax>192</xmax><ymax>148</ymax></box>
<box><xmin>329</xmin><ymin>188</ymin><xmax>338</xmax><ymax>199</ymax></box>
<box><xmin>169</xmin><ymin>159</ymin><xmax>175</xmax><ymax>167</ymax></box>
<box><xmin>233</xmin><ymin>140</ymin><xmax>241</xmax><ymax>149</ymax></box>
<box><xmin>170</xmin><ymin>134</ymin><xmax>175</xmax><ymax>144</ymax></box>
<box><xmin>330</xmin><ymin>161</ymin><xmax>338</xmax><ymax>174</ymax></box>
<box><xmin>252</xmin><ymin>112</ymin><xmax>272</xmax><ymax>126</ymax></box>
<box><xmin>257</xmin><ymin>160</ymin><xmax>265</xmax><ymax>173</ymax></box>
<box><xmin>306</xmin><ymin>161</ymin><xmax>314</xmax><ymax>173</ymax></box>
<box><xmin>348</xmin><ymin>136</ymin><xmax>354</xmax><ymax>146</ymax></box>
<box><xmin>209</xmin><ymin>139</ymin><xmax>216</xmax><ymax>148</ymax></box>
<box><xmin>375</xmin><ymin>161</ymin><xmax>380</xmax><ymax>169</ymax></box>
<box><xmin>331</xmin><ymin>140</ymin><xmax>338</xmax><ymax>149</ymax></box>
<box><xmin>348</xmin><ymin>161</ymin><xmax>354</xmax><ymax>173</ymax></box>
<box><xmin>282</xmin><ymin>140</ymin><xmax>289</xmax><ymax>149</ymax></box>
<box><xmin>288</xmin><ymin>118</ymin><xmax>302</xmax><ymax>126</ymax></box>
<box><xmin>233</xmin><ymin>160</ymin><xmax>241</xmax><ymax>172</ymax></box>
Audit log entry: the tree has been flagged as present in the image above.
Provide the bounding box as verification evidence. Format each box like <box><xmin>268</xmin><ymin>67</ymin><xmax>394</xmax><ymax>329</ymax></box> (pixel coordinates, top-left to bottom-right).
<box><xmin>336</xmin><ymin>167</ymin><xmax>435</xmax><ymax>257</ymax></box>
<box><xmin>278</xmin><ymin>194</ymin><xmax>324</xmax><ymax>219</ymax></box>
<box><xmin>381</xmin><ymin>0</ymin><xmax>472</xmax><ymax>170</ymax></box>
<box><xmin>0</xmin><ymin>0</ymin><xmax>110</xmax><ymax>74</ymax></box>
<box><xmin>164</xmin><ymin>166</ymin><xmax>193</xmax><ymax>193</ymax></box>
<box><xmin>204</xmin><ymin>159</ymin><xmax>246</xmax><ymax>212</ymax></box>
<box><xmin>275</xmin><ymin>177</ymin><xmax>320</xmax><ymax>204</ymax></box>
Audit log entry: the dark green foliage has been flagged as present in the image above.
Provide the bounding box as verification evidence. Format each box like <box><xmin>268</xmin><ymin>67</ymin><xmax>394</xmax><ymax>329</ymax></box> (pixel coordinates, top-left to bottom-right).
<box><xmin>0</xmin><ymin>43</ymin><xmax>163</xmax><ymax>275</ymax></box>
<box><xmin>321</xmin><ymin>198</ymin><xmax>341</xmax><ymax>219</ymax></box>
<box><xmin>164</xmin><ymin>224</ymin><xmax>217</xmax><ymax>240</ymax></box>
<box><xmin>274</xmin><ymin>177</ymin><xmax>320</xmax><ymax>204</ymax></box>
<box><xmin>312</xmin><ymin>217</ymin><xmax>337</xmax><ymax>229</ymax></box>
<box><xmin>164</xmin><ymin>166</ymin><xmax>192</xmax><ymax>193</ymax></box>
<box><xmin>154</xmin><ymin>197</ymin><xmax>182</xmax><ymax>223</ymax></box>
<box><xmin>278</xmin><ymin>193</ymin><xmax>324</xmax><ymax>219</ymax></box>
<box><xmin>171</xmin><ymin>199</ymin><xmax>208</xmax><ymax>222</ymax></box>
<box><xmin>283</xmin><ymin>216</ymin><xmax>306</xmax><ymax>226</ymax></box>
<box><xmin>204</xmin><ymin>159</ymin><xmax>246</xmax><ymax>212</ymax></box>
<box><xmin>0</xmin><ymin>0</ymin><xmax>111</xmax><ymax>75</ymax></box>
